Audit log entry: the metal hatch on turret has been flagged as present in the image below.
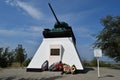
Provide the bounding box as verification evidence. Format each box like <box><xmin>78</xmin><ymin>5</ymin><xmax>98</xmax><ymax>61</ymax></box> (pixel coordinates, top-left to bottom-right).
<box><xmin>43</xmin><ymin>3</ymin><xmax>76</xmax><ymax>44</ymax></box>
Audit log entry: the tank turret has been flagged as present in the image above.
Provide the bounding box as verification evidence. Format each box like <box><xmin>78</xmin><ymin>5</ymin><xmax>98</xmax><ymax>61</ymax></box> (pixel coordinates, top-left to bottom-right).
<box><xmin>43</xmin><ymin>3</ymin><xmax>76</xmax><ymax>44</ymax></box>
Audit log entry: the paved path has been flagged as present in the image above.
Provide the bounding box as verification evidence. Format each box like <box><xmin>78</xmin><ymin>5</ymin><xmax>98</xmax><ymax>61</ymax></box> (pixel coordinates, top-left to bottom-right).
<box><xmin>0</xmin><ymin>67</ymin><xmax>120</xmax><ymax>80</ymax></box>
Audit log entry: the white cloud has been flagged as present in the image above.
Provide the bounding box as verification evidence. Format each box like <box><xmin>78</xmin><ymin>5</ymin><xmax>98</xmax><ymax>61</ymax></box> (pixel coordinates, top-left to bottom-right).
<box><xmin>0</xmin><ymin>29</ymin><xmax>18</xmax><ymax>36</ymax></box>
<box><xmin>25</xmin><ymin>40</ymin><xmax>38</xmax><ymax>45</ymax></box>
<box><xmin>0</xmin><ymin>27</ymin><xmax>43</xmax><ymax>37</ymax></box>
<box><xmin>74</xmin><ymin>27</ymin><xmax>96</xmax><ymax>41</ymax></box>
<box><xmin>24</xmin><ymin>26</ymin><xmax>44</xmax><ymax>37</ymax></box>
<box><xmin>75</xmin><ymin>27</ymin><xmax>91</xmax><ymax>37</ymax></box>
<box><xmin>6</xmin><ymin>0</ymin><xmax>43</xmax><ymax>20</ymax></box>
<box><xmin>26</xmin><ymin>26</ymin><xmax>44</xmax><ymax>32</ymax></box>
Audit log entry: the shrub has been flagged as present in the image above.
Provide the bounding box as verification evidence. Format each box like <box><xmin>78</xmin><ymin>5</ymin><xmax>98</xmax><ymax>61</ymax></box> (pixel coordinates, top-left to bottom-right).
<box><xmin>23</xmin><ymin>58</ymin><xmax>31</xmax><ymax>67</ymax></box>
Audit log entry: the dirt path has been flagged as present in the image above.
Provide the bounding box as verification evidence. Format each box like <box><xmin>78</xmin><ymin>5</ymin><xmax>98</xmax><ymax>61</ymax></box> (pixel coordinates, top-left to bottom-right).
<box><xmin>0</xmin><ymin>67</ymin><xmax>119</xmax><ymax>80</ymax></box>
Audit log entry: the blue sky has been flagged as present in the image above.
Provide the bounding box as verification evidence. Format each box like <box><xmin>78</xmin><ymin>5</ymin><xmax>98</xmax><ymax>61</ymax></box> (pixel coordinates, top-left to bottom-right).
<box><xmin>0</xmin><ymin>0</ymin><xmax>120</xmax><ymax>61</ymax></box>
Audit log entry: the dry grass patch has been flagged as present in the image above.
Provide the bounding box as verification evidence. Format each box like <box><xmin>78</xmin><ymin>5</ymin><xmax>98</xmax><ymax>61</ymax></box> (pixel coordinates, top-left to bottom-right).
<box><xmin>11</xmin><ymin>62</ymin><xmax>21</xmax><ymax>68</ymax></box>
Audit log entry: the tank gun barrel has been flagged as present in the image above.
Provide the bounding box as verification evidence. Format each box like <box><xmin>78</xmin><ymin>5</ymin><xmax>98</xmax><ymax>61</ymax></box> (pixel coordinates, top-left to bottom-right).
<box><xmin>48</xmin><ymin>3</ymin><xmax>60</xmax><ymax>24</ymax></box>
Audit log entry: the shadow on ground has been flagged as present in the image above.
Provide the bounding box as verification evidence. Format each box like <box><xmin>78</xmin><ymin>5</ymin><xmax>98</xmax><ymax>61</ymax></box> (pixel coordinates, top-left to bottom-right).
<box><xmin>0</xmin><ymin>76</ymin><xmax>16</xmax><ymax>80</ymax></box>
<box><xmin>19</xmin><ymin>76</ymin><xmax>62</xmax><ymax>80</ymax></box>
<box><xmin>100</xmin><ymin>74</ymin><xmax>114</xmax><ymax>78</ymax></box>
<box><xmin>75</xmin><ymin>67</ymin><xmax>94</xmax><ymax>74</ymax></box>
<box><xmin>40</xmin><ymin>76</ymin><xmax>63</xmax><ymax>80</ymax></box>
<box><xmin>0</xmin><ymin>76</ymin><xmax>63</xmax><ymax>80</ymax></box>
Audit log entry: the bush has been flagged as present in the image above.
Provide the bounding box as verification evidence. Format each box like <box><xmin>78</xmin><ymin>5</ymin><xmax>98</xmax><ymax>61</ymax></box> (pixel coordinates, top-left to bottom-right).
<box><xmin>11</xmin><ymin>62</ymin><xmax>21</xmax><ymax>68</ymax></box>
<box><xmin>99</xmin><ymin>61</ymin><xmax>111</xmax><ymax>67</ymax></box>
<box><xmin>23</xmin><ymin>58</ymin><xmax>31</xmax><ymax>67</ymax></box>
<box><xmin>83</xmin><ymin>58</ymin><xmax>112</xmax><ymax>67</ymax></box>
<box><xmin>0</xmin><ymin>58</ymin><xmax>8</xmax><ymax>68</ymax></box>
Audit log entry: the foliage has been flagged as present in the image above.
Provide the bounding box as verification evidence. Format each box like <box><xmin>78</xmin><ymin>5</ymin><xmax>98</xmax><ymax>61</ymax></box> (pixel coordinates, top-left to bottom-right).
<box><xmin>14</xmin><ymin>44</ymin><xmax>27</xmax><ymax>66</ymax></box>
<box><xmin>94</xmin><ymin>15</ymin><xmax>120</xmax><ymax>62</ymax></box>
<box><xmin>0</xmin><ymin>47</ymin><xmax>14</xmax><ymax>68</ymax></box>
<box><xmin>83</xmin><ymin>58</ymin><xmax>111</xmax><ymax>67</ymax></box>
<box><xmin>11</xmin><ymin>62</ymin><xmax>21</xmax><ymax>68</ymax></box>
<box><xmin>83</xmin><ymin>58</ymin><xmax>97</xmax><ymax>67</ymax></box>
<box><xmin>0</xmin><ymin>44</ymin><xmax>28</xmax><ymax>68</ymax></box>
<box><xmin>23</xmin><ymin>58</ymin><xmax>31</xmax><ymax>67</ymax></box>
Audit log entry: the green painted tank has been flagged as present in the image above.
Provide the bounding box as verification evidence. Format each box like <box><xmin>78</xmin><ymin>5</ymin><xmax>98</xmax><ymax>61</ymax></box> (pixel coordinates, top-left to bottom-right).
<box><xmin>43</xmin><ymin>3</ymin><xmax>76</xmax><ymax>44</ymax></box>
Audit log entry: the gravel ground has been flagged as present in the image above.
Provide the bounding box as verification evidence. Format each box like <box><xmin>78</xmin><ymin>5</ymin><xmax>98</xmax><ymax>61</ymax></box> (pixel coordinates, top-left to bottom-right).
<box><xmin>0</xmin><ymin>67</ymin><xmax>120</xmax><ymax>80</ymax></box>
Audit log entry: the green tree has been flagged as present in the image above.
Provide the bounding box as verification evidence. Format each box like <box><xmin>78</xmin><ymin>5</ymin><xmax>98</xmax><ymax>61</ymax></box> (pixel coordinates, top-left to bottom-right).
<box><xmin>23</xmin><ymin>58</ymin><xmax>31</xmax><ymax>67</ymax></box>
<box><xmin>0</xmin><ymin>48</ymin><xmax>3</xmax><ymax>59</ymax></box>
<box><xmin>7</xmin><ymin>51</ymin><xmax>14</xmax><ymax>66</ymax></box>
<box><xmin>0</xmin><ymin>47</ymin><xmax>14</xmax><ymax>67</ymax></box>
<box><xmin>94</xmin><ymin>15</ymin><xmax>120</xmax><ymax>62</ymax></box>
<box><xmin>0</xmin><ymin>48</ymin><xmax>3</xmax><ymax>67</ymax></box>
<box><xmin>0</xmin><ymin>47</ymin><xmax>9</xmax><ymax>67</ymax></box>
<box><xmin>15</xmin><ymin>44</ymin><xmax>27</xmax><ymax>66</ymax></box>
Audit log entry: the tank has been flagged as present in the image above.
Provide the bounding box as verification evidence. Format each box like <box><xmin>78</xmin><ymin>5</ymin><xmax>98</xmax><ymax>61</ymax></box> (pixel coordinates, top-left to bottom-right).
<box><xmin>43</xmin><ymin>3</ymin><xmax>76</xmax><ymax>44</ymax></box>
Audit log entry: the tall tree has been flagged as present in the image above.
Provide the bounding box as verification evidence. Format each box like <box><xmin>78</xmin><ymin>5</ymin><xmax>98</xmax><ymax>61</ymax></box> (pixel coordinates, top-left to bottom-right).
<box><xmin>0</xmin><ymin>48</ymin><xmax>3</xmax><ymax>67</ymax></box>
<box><xmin>15</xmin><ymin>44</ymin><xmax>27</xmax><ymax>66</ymax></box>
<box><xmin>7</xmin><ymin>50</ymin><xmax>14</xmax><ymax>66</ymax></box>
<box><xmin>0</xmin><ymin>48</ymin><xmax>3</xmax><ymax>59</ymax></box>
<box><xmin>94</xmin><ymin>15</ymin><xmax>120</xmax><ymax>62</ymax></box>
<box><xmin>0</xmin><ymin>47</ymin><xmax>11</xmax><ymax>67</ymax></box>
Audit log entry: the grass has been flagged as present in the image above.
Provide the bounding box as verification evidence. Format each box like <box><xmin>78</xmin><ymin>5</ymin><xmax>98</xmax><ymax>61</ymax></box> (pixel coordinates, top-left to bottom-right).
<box><xmin>83</xmin><ymin>58</ymin><xmax>120</xmax><ymax>69</ymax></box>
<box><xmin>0</xmin><ymin>62</ymin><xmax>27</xmax><ymax>70</ymax></box>
<box><xmin>11</xmin><ymin>62</ymin><xmax>21</xmax><ymax>68</ymax></box>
